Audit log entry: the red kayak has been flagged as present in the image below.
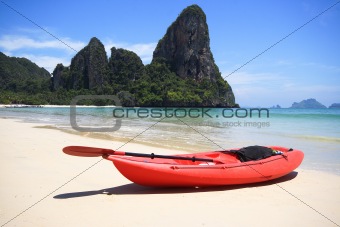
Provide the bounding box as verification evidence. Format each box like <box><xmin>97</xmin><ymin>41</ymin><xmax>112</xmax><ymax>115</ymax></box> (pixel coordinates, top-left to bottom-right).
<box><xmin>63</xmin><ymin>145</ymin><xmax>304</xmax><ymax>187</ymax></box>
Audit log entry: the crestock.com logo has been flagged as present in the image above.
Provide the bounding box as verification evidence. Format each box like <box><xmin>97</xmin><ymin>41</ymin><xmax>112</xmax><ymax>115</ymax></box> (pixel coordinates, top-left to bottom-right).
<box><xmin>70</xmin><ymin>95</ymin><xmax>122</xmax><ymax>132</ymax></box>
<box><xmin>112</xmin><ymin>107</ymin><xmax>270</xmax><ymax>119</ymax></box>
<box><xmin>70</xmin><ymin>95</ymin><xmax>270</xmax><ymax>132</ymax></box>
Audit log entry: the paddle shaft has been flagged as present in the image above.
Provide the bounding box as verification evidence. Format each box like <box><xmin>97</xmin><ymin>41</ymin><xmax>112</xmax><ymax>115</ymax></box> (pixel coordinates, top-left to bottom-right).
<box><xmin>63</xmin><ymin>146</ymin><xmax>216</xmax><ymax>163</ymax></box>
<box><xmin>121</xmin><ymin>151</ymin><xmax>214</xmax><ymax>162</ymax></box>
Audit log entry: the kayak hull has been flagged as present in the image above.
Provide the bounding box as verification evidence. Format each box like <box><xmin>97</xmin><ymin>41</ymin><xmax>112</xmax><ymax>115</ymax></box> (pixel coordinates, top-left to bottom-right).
<box><xmin>104</xmin><ymin>146</ymin><xmax>304</xmax><ymax>187</ymax></box>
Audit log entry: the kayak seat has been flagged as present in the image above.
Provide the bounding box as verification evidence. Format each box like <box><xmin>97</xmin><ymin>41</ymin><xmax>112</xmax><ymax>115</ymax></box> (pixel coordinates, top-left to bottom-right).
<box><xmin>229</xmin><ymin>146</ymin><xmax>277</xmax><ymax>162</ymax></box>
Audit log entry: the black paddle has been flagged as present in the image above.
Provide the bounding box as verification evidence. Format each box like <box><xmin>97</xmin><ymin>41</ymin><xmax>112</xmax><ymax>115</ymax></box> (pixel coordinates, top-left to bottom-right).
<box><xmin>63</xmin><ymin>146</ymin><xmax>221</xmax><ymax>163</ymax></box>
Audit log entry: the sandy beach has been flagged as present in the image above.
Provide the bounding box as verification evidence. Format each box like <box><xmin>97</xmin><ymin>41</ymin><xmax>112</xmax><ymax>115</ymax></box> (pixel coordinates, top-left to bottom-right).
<box><xmin>0</xmin><ymin>118</ymin><xmax>339</xmax><ymax>227</ymax></box>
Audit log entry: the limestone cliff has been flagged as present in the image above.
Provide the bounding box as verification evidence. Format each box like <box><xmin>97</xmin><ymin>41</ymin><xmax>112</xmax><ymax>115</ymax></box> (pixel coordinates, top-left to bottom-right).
<box><xmin>109</xmin><ymin>47</ymin><xmax>144</xmax><ymax>90</ymax></box>
<box><xmin>52</xmin><ymin>63</ymin><xmax>69</xmax><ymax>90</ymax></box>
<box><xmin>152</xmin><ymin>5</ymin><xmax>236</xmax><ymax>107</ymax></box>
<box><xmin>70</xmin><ymin>37</ymin><xmax>108</xmax><ymax>89</ymax></box>
<box><xmin>48</xmin><ymin>5</ymin><xmax>237</xmax><ymax>107</ymax></box>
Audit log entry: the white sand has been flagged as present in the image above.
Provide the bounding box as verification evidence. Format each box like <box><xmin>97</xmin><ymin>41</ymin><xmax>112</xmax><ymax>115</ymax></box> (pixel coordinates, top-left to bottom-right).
<box><xmin>0</xmin><ymin>118</ymin><xmax>339</xmax><ymax>226</ymax></box>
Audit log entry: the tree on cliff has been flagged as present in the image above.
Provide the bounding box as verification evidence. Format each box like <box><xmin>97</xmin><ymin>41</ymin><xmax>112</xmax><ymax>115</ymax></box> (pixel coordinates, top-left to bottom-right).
<box><xmin>1</xmin><ymin>5</ymin><xmax>238</xmax><ymax>107</ymax></box>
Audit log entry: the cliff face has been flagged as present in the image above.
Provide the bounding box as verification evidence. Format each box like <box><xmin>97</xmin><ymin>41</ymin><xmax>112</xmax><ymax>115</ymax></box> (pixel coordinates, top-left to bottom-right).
<box><xmin>2</xmin><ymin>4</ymin><xmax>238</xmax><ymax>106</ymax></box>
<box><xmin>52</xmin><ymin>63</ymin><xmax>69</xmax><ymax>90</ymax></box>
<box><xmin>153</xmin><ymin>5</ymin><xmax>213</xmax><ymax>81</ymax></box>
<box><xmin>70</xmin><ymin>37</ymin><xmax>108</xmax><ymax>89</ymax></box>
<box><xmin>47</xmin><ymin>5</ymin><xmax>237</xmax><ymax>107</ymax></box>
<box><xmin>109</xmin><ymin>47</ymin><xmax>144</xmax><ymax>90</ymax></box>
<box><xmin>152</xmin><ymin>5</ymin><xmax>236</xmax><ymax>107</ymax></box>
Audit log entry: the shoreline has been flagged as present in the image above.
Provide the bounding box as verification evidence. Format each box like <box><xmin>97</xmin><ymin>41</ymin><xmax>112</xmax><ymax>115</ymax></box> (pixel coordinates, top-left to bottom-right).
<box><xmin>2</xmin><ymin>104</ymin><xmax>340</xmax><ymax>109</ymax></box>
<box><xmin>30</xmin><ymin>124</ymin><xmax>340</xmax><ymax>176</ymax></box>
<box><xmin>35</xmin><ymin>124</ymin><xmax>197</xmax><ymax>153</ymax></box>
<box><xmin>0</xmin><ymin>104</ymin><xmax>116</xmax><ymax>108</ymax></box>
<box><xmin>2</xmin><ymin>116</ymin><xmax>340</xmax><ymax>176</ymax></box>
<box><xmin>1</xmin><ymin>118</ymin><xmax>340</xmax><ymax>226</ymax></box>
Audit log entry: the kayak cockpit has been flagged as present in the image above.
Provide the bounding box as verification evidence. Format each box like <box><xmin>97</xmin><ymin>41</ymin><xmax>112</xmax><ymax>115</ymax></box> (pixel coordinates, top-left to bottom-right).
<box><xmin>104</xmin><ymin>151</ymin><xmax>240</xmax><ymax>165</ymax></box>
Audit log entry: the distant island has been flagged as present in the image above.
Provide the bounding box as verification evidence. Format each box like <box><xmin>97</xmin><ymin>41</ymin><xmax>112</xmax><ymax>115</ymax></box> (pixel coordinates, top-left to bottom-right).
<box><xmin>290</xmin><ymin>98</ymin><xmax>326</xmax><ymax>108</ymax></box>
<box><xmin>0</xmin><ymin>5</ymin><xmax>238</xmax><ymax>108</ymax></box>
<box><xmin>270</xmin><ymin>105</ymin><xmax>281</xmax><ymax>109</ymax></box>
<box><xmin>329</xmin><ymin>103</ymin><xmax>340</xmax><ymax>108</ymax></box>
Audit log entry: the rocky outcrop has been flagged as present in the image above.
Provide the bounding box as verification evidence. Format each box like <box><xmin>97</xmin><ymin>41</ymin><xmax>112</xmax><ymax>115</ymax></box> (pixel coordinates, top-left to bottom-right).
<box><xmin>52</xmin><ymin>63</ymin><xmax>70</xmax><ymax>90</ymax></box>
<box><xmin>152</xmin><ymin>4</ymin><xmax>236</xmax><ymax>107</ymax></box>
<box><xmin>70</xmin><ymin>37</ymin><xmax>108</xmax><ymax>89</ymax></box>
<box><xmin>153</xmin><ymin>5</ymin><xmax>213</xmax><ymax>81</ymax></box>
<box><xmin>46</xmin><ymin>5</ymin><xmax>238</xmax><ymax>107</ymax></box>
<box><xmin>290</xmin><ymin>98</ymin><xmax>326</xmax><ymax>108</ymax></box>
<box><xmin>109</xmin><ymin>47</ymin><xmax>144</xmax><ymax>90</ymax></box>
<box><xmin>329</xmin><ymin>103</ymin><xmax>340</xmax><ymax>108</ymax></box>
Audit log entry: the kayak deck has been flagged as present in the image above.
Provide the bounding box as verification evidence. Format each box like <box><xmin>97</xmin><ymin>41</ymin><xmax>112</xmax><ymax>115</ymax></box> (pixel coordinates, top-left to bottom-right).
<box><xmin>104</xmin><ymin>146</ymin><xmax>304</xmax><ymax>187</ymax></box>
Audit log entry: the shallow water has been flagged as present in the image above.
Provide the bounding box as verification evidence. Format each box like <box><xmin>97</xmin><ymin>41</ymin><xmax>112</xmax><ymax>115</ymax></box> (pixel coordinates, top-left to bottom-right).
<box><xmin>1</xmin><ymin>107</ymin><xmax>339</xmax><ymax>174</ymax></box>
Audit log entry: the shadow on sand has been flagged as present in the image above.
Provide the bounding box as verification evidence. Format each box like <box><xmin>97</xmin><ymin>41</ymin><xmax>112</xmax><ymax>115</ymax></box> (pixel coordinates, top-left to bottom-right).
<box><xmin>54</xmin><ymin>171</ymin><xmax>298</xmax><ymax>199</ymax></box>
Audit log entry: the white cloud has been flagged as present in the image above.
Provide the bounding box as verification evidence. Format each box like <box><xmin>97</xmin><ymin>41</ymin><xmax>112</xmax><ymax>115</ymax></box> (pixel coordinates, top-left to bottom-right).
<box><xmin>222</xmin><ymin>71</ymin><xmax>300</xmax><ymax>107</ymax></box>
<box><xmin>0</xmin><ymin>35</ymin><xmax>85</xmax><ymax>53</ymax></box>
<box><xmin>17</xmin><ymin>54</ymin><xmax>70</xmax><ymax>73</ymax></box>
<box><xmin>301</xmin><ymin>62</ymin><xmax>340</xmax><ymax>73</ymax></box>
<box><xmin>282</xmin><ymin>83</ymin><xmax>340</xmax><ymax>94</ymax></box>
<box><xmin>275</xmin><ymin>60</ymin><xmax>292</xmax><ymax>66</ymax></box>
<box><xmin>0</xmin><ymin>34</ymin><xmax>157</xmax><ymax>72</ymax></box>
<box><xmin>0</xmin><ymin>34</ymin><xmax>84</xmax><ymax>73</ymax></box>
<box><xmin>104</xmin><ymin>40</ymin><xmax>157</xmax><ymax>64</ymax></box>
<box><xmin>223</xmin><ymin>69</ymin><xmax>340</xmax><ymax>107</ymax></box>
<box><xmin>280</xmin><ymin>84</ymin><xmax>340</xmax><ymax>107</ymax></box>
<box><xmin>224</xmin><ymin>71</ymin><xmax>284</xmax><ymax>86</ymax></box>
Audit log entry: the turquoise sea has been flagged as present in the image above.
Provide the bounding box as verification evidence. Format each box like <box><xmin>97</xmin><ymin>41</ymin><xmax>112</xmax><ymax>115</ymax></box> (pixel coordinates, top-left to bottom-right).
<box><xmin>1</xmin><ymin>107</ymin><xmax>340</xmax><ymax>174</ymax></box>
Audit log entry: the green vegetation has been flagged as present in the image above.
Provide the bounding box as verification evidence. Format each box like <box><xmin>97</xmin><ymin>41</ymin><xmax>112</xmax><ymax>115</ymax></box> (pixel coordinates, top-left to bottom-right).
<box><xmin>0</xmin><ymin>52</ymin><xmax>52</xmax><ymax>104</ymax></box>
<box><xmin>0</xmin><ymin>4</ymin><xmax>238</xmax><ymax>107</ymax></box>
<box><xmin>180</xmin><ymin>4</ymin><xmax>206</xmax><ymax>21</ymax></box>
<box><xmin>109</xmin><ymin>47</ymin><xmax>144</xmax><ymax>92</ymax></box>
<box><xmin>0</xmin><ymin>51</ymin><xmax>237</xmax><ymax>107</ymax></box>
<box><xmin>0</xmin><ymin>52</ymin><xmax>51</xmax><ymax>93</ymax></box>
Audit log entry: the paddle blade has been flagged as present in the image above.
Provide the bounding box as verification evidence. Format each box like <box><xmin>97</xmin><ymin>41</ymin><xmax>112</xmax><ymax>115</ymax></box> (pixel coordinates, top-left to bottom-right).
<box><xmin>63</xmin><ymin>146</ymin><xmax>115</xmax><ymax>157</ymax></box>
